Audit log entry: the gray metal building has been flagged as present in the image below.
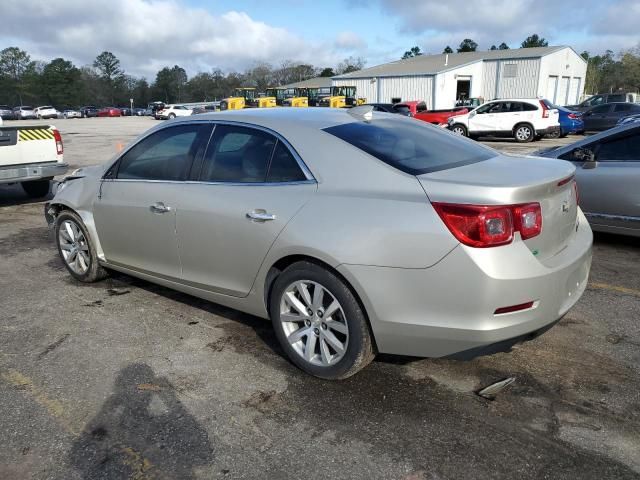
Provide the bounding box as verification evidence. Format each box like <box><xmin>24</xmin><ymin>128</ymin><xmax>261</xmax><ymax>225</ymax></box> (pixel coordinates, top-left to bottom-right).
<box><xmin>332</xmin><ymin>46</ymin><xmax>587</xmax><ymax>109</ymax></box>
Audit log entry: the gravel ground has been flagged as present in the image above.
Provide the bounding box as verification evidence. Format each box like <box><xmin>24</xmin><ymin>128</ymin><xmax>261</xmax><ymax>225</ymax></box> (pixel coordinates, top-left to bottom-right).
<box><xmin>1</xmin><ymin>116</ymin><xmax>638</xmax><ymax>480</ymax></box>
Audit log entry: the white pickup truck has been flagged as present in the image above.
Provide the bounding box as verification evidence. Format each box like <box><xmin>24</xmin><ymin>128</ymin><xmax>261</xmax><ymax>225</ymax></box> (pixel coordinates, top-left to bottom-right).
<box><xmin>0</xmin><ymin>117</ymin><xmax>68</xmax><ymax>197</ymax></box>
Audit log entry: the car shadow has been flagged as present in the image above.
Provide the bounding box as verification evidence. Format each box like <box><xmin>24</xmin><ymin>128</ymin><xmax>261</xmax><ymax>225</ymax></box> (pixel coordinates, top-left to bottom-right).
<box><xmin>0</xmin><ymin>183</ymin><xmax>54</xmax><ymax>207</ymax></box>
<box><xmin>593</xmin><ymin>231</ymin><xmax>639</xmax><ymax>248</ymax></box>
<box><xmin>68</xmin><ymin>363</ymin><xmax>214</xmax><ymax>479</ymax></box>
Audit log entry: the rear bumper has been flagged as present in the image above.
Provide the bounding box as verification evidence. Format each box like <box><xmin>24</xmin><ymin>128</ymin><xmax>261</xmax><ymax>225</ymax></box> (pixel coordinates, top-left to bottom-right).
<box><xmin>0</xmin><ymin>161</ymin><xmax>68</xmax><ymax>184</ymax></box>
<box><xmin>337</xmin><ymin>209</ymin><xmax>593</xmax><ymax>358</ymax></box>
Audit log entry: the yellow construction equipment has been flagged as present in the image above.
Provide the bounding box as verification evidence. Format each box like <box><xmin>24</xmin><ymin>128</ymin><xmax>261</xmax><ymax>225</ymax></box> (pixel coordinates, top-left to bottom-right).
<box><xmin>317</xmin><ymin>86</ymin><xmax>365</xmax><ymax>108</ymax></box>
<box><xmin>220</xmin><ymin>88</ymin><xmax>276</xmax><ymax>110</ymax></box>
<box><xmin>281</xmin><ymin>88</ymin><xmax>309</xmax><ymax>107</ymax></box>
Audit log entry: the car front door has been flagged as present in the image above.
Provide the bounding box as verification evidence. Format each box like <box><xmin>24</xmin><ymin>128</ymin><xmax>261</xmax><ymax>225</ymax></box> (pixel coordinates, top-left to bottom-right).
<box><xmin>93</xmin><ymin>123</ymin><xmax>211</xmax><ymax>279</ymax></box>
<box><xmin>562</xmin><ymin>129</ymin><xmax>640</xmax><ymax>232</ymax></box>
<box><xmin>176</xmin><ymin>124</ymin><xmax>316</xmax><ymax>297</ymax></box>
<box><xmin>583</xmin><ymin>104</ymin><xmax>612</xmax><ymax>131</ymax></box>
<box><xmin>468</xmin><ymin>102</ymin><xmax>501</xmax><ymax>134</ymax></box>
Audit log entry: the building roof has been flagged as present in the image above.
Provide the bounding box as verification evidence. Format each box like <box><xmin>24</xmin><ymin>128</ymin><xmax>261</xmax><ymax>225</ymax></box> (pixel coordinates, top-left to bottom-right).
<box><xmin>333</xmin><ymin>46</ymin><xmax>570</xmax><ymax>79</ymax></box>
<box><xmin>283</xmin><ymin>77</ymin><xmax>333</xmax><ymax>89</ymax></box>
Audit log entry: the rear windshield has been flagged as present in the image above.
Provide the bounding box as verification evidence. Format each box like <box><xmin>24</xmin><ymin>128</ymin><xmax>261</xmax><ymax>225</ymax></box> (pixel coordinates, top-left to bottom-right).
<box><xmin>393</xmin><ymin>105</ymin><xmax>411</xmax><ymax>114</ymax></box>
<box><xmin>324</xmin><ymin>118</ymin><xmax>495</xmax><ymax>175</ymax></box>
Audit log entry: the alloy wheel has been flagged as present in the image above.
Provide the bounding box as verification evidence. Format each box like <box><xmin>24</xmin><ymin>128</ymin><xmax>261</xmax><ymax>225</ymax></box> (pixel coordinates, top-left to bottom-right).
<box><xmin>452</xmin><ymin>126</ymin><xmax>466</xmax><ymax>136</ymax></box>
<box><xmin>516</xmin><ymin>126</ymin><xmax>532</xmax><ymax>141</ymax></box>
<box><xmin>58</xmin><ymin>220</ymin><xmax>90</xmax><ymax>275</ymax></box>
<box><xmin>279</xmin><ymin>280</ymin><xmax>349</xmax><ymax>366</ymax></box>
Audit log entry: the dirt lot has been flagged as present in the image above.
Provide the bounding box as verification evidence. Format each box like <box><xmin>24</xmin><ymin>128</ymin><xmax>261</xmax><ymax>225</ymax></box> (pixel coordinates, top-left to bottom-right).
<box><xmin>1</xmin><ymin>117</ymin><xmax>639</xmax><ymax>479</ymax></box>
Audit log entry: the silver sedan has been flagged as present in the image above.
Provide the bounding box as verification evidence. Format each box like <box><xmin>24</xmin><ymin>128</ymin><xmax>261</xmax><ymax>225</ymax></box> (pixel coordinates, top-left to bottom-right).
<box><xmin>46</xmin><ymin>107</ymin><xmax>592</xmax><ymax>379</ymax></box>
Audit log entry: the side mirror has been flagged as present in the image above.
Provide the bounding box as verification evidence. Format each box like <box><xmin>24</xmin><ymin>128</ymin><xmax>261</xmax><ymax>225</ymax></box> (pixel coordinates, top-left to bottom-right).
<box><xmin>573</xmin><ymin>147</ymin><xmax>596</xmax><ymax>167</ymax></box>
<box><xmin>469</xmin><ymin>111</ymin><xmax>476</xmax><ymax>118</ymax></box>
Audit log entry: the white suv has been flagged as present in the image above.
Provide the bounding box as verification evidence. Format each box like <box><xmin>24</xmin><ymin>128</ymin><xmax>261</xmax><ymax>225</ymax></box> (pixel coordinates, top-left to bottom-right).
<box><xmin>156</xmin><ymin>104</ymin><xmax>193</xmax><ymax>120</ymax></box>
<box><xmin>448</xmin><ymin>99</ymin><xmax>559</xmax><ymax>143</ymax></box>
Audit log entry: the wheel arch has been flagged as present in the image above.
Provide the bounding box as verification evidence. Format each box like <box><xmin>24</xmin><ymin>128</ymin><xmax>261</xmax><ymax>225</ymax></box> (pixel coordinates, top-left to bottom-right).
<box><xmin>263</xmin><ymin>254</ymin><xmax>379</xmax><ymax>352</ymax></box>
<box><xmin>512</xmin><ymin>121</ymin><xmax>535</xmax><ymax>134</ymax></box>
<box><xmin>47</xmin><ymin>201</ymin><xmax>106</xmax><ymax>261</ymax></box>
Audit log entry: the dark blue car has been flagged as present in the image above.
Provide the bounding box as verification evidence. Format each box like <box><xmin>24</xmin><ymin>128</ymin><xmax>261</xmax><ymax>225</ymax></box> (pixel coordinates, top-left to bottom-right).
<box><xmin>542</xmin><ymin>100</ymin><xmax>584</xmax><ymax>138</ymax></box>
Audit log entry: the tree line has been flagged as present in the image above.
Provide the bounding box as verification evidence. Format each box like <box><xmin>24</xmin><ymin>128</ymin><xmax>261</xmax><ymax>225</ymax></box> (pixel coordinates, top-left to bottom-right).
<box><xmin>402</xmin><ymin>34</ymin><xmax>640</xmax><ymax>95</ymax></box>
<box><xmin>0</xmin><ymin>47</ymin><xmax>366</xmax><ymax>108</ymax></box>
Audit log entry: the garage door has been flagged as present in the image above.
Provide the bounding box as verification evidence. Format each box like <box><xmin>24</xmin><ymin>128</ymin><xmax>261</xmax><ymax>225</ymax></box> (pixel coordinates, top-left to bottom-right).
<box><xmin>569</xmin><ymin>77</ymin><xmax>581</xmax><ymax>105</ymax></box>
<box><xmin>556</xmin><ymin>76</ymin><xmax>571</xmax><ymax>106</ymax></box>
<box><xmin>546</xmin><ymin>76</ymin><xmax>558</xmax><ymax>103</ymax></box>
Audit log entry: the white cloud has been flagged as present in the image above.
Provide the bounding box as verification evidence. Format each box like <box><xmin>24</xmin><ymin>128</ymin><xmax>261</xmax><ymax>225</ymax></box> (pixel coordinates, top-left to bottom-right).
<box><xmin>0</xmin><ymin>0</ymin><xmax>348</xmax><ymax>77</ymax></box>
<box><xmin>372</xmin><ymin>0</ymin><xmax>639</xmax><ymax>55</ymax></box>
<box><xmin>335</xmin><ymin>31</ymin><xmax>367</xmax><ymax>50</ymax></box>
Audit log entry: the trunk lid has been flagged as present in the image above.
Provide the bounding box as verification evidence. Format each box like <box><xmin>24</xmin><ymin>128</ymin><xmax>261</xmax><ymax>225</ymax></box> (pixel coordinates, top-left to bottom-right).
<box><xmin>418</xmin><ymin>154</ymin><xmax>578</xmax><ymax>262</ymax></box>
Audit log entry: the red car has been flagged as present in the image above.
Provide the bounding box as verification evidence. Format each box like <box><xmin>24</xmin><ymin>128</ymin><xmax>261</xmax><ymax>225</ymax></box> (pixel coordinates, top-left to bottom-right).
<box><xmin>397</xmin><ymin>100</ymin><xmax>468</xmax><ymax>125</ymax></box>
<box><xmin>97</xmin><ymin>107</ymin><xmax>122</xmax><ymax>117</ymax></box>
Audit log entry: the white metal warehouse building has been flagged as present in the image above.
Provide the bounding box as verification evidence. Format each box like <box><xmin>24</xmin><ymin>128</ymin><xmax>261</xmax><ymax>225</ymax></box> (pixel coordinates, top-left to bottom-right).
<box><xmin>332</xmin><ymin>46</ymin><xmax>587</xmax><ymax>109</ymax></box>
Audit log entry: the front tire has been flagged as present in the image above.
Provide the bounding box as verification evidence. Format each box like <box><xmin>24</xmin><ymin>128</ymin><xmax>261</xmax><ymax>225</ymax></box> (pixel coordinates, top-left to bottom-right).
<box><xmin>514</xmin><ymin>124</ymin><xmax>534</xmax><ymax>143</ymax></box>
<box><xmin>21</xmin><ymin>179</ymin><xmax>50</xmax><ymax>198</ymax></box>
<box><xmin>269</xmin><ymin>261</ymin><xmax>375</xmax><ymax>380</ymax></box>
<box><xmin>168</xmin><ymin>113</ymin><xmax>176</xmax><ymax>119</ymax></box>
<box><xmin>450</xmin><ymin>124</ymin><xmax>468</xmax><ymax>137</ymax></box>
<box><xmin>55</xmin><ymin>210</ymin><xmax>108</xmax><ymax>283</ymax></box>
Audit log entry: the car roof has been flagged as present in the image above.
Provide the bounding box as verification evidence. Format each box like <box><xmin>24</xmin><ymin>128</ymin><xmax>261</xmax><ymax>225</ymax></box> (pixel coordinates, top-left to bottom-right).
<box><xmin>179</xmin><ymin>107</ymin><xmax>360</xmax><ymax>131</ymax></box>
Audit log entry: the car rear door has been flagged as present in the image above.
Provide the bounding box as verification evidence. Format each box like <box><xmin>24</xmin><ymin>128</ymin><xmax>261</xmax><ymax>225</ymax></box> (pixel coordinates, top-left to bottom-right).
<box><xmin>176</xmin><ymin>123</ymin><xmax>316</xmax><ymax>297</ymax></box>
<box><xmin>562</xmin><ymin>128</ymin><xmax>640</xmax><ymax>232</ymax></box>
<box><xmin>608</xmin><ymin>104</ymin><xmax>637</xmax><ymax>129</ymax></box>
<box><xmin>93</xmin><ymin>123</ymin><xmax>212</xmax><ymax>279</ymax></box>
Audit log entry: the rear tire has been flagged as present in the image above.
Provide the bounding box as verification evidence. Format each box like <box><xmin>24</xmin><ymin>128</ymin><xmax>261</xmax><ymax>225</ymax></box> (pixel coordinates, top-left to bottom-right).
<box><xmin>55</xmin><ymin>210</ymin><xmax>108</xmax><ymax>283</ymax></box>
<box><xmin>269</xmin><ymin>261</ymin><xmax>375</xmax><ymax>380</ymax></box>
<box><xmin>514</xmin><ymin>124</ymin><xmax>534</xmax><ymax>143</ymax></box>
<box><xmin>450</xmin><ymin>124</ymin><xmax>468</xmax><ymax>137</ymax></box>
<box><xmin>21</xmin><ymin>180</ymin><xmax>51</xmax><ymax>198</ymax></box>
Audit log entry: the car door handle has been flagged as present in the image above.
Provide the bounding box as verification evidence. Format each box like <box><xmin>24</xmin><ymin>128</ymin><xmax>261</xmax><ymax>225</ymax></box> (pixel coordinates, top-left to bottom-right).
<box><xmin>149</xmin><ymin>202</ymin><xmax>172</xmax><ymax>214</ymax></box>
<box><xmin>246</xmin><ymin>210</ymin><xmax>276</xmax><ymax>222</ymax></box>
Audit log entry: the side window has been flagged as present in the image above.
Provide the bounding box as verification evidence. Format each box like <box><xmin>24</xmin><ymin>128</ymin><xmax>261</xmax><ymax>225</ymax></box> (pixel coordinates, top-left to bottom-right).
<box><xmin>597</xmin><ymin>133</ymin><xmax>640</xmax><ymax>161</ymax></box>
<box><xmin>476</xmin><ymin>103</ymin><xmax>495</xmax><ymax>114</ymax></box>
<box><xmin>116</xmin><ymin>124</ymin><xmax>207</xmax><ymax>181</ymax></box>
<box><xmin>522</xmin><ymin>102</ymin><xmax>538</xmax><ymax>111</ymax></box>
<box><xmin>588</xmin><ymin>95</ymin><xmax>604</xmax><ymax>106</ymax></box>
<box><xmin>417</xmin><ymin>102</ymin><xmax>427</xmax><ymax>113</ymax></box>
<box><xmin>266</xmin><ymin>142</ymin><xmax>307</xmax><ymax>183</ymax></box>
<box><xmin>200</xmin><ymin>125</ymin><xmax>276</xmax><ymax>183</ymax></box>
<box><xmin>508</xmin><ymin>102</ymin><xmax>523</xmax><ymax>112</ymax></box>
<box><xmin>608</xmin><ymin>94</ymin><xmax>625</xmax><ymax>102</ymax></box>
<box><xmin>590</xmin><ymin>105</ymin><xmax>610</xmax><ymax>114</ymax></box>
<box><xmin>489</xmin><ymin>102</ymin><xmax>505</xmax><ymax>113</ymax></box>
<box><xmin>614</xmin><ymin>104</ymin><xmax>633</xmax><ymax>112</ymax></box>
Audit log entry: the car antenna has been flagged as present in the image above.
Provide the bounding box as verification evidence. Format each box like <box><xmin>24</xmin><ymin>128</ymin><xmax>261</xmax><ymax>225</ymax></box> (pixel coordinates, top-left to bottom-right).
<box><xmin>348</xmin><ymin>105</ymin><xmax>374</xmax><ymax>122</ymax></box>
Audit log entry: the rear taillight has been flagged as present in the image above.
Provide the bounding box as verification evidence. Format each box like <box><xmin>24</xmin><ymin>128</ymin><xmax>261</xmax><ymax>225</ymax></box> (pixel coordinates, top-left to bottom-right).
<box><xmin>514</xmin><ymin>203</ymin><xmax>543</xmax><ymax>240</ymax></box>
<box><xmin>539</xmin><ymin>100</ymin><xmax>549</xmax><ymax>118</ymax></box>
<box><xmin>432</xmin><ymin>202</ymin><xmax>542</xmax><ymax>248</ymax></box>
<box><xmin>567</xmin><ymin>113</ymin><xmax>578</xmax><ymax>120</ymax></box>
<box><xmin>52</xmin><ymin>129</ymin><xmax>63</xmax><ymax>155</ymax></box>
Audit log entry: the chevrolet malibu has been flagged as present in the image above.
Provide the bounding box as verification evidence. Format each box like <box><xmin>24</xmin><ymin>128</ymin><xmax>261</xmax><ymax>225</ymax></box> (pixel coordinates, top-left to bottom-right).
<box><xmin>45</xmin><ymin>108</ymin><xmax>592</xmax><ymax>379</ymax></box>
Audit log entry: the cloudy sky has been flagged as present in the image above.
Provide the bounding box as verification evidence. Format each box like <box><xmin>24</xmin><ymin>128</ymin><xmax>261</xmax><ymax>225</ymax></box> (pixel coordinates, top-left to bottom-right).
<box><xmin>2</xmin><ymin>0</ymin><xmax>638</xmax><ymax>78</ymax></box>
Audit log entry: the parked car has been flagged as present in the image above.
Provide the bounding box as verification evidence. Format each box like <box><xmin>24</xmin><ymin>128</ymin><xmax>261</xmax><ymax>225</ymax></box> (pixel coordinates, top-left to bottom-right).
<box><xmin>45</xmin><ymin>108</ymin><xmax>591</xmax><ymax>379</ymax></box>
<box><xmin>148</xmin><ymin>102</ymin><xmax>165</xmax><ymax>117</ymax></box>
<box><xmin>13</xmin><ymin>106</ymin><xmax>37</xmax><ymax>120</ymax></box>
<box><xmin>34</xmin><ymin>106</ymin><xmax>60</xmax><ymax>120</ymax></box>
<box><xmin>617</xmin><ymin>113</ymin><xmax>640</xmax><ymax>127</ymax></box>
<box><xmin>191</xmin><ymin>105</ymin><xmax>218</xmax><ymax>115</ymax></box>
<box><xmin>581</xmin><ymin>102</ymin><xmax>640</xmax><ymax>131</ymax></box>
<box><xmin>133</xmin><ymin>108</ymin><xmax>147</xmax><ymax>116</ymax></box>
<box><xmin>97</xmin><ymin>107</ymin><xmax>122</xmax><ymax>117</ymax></box>
<box><xmin>540</xmin><ymin>101</ymin><xmax>584</xmax><ymax>138</ymax></box>
<box><xmin>448</xmin><ymin>99</ymin><xmax>560</xmax><ymax>142</ymax></box>
<box><xmin>535</xmin><ymin>122</ymin><xmax>640</xmax><ymax>237</ymax></box>
<box><xmin>566</xmin><ymin>92</ymin><xmax>639</xmax><ymax>113</ymax></box>
<box><xmin>156</xmin><ymin>104</ymin><xmax>193</xmax><ymax>119</ymax></box>
<box><xmin>0</xmin><ymin>121</ymin><xmax>67</xmax><ymax>197</ymax></box>
<box><xmin>0</xmin><ymin>105</ymin><xmax>14</xmax><ymax>120</ymax></box>
<box><xmin>80</xmin><ymin>106</ymin><xmax>99</xmax><ymax>118</ymax></box>
<box><xmin>119</xmin><ymin>107</ymin><xmax>132</xmax><ymax>116</ymax></box>
<box><xmin>63</xmin><ymin>109</ymin><xmax>82</xmax><ymax>119</ymax></box>
<box><xmin>393</xmin><ymin>100</ymin><xmax>468</xmax><ymax>124</ymax></box>
<box><xmin>362</xmin><ymin>103</ymin><xmax>412</xmax><ymax>116</ymax></box>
